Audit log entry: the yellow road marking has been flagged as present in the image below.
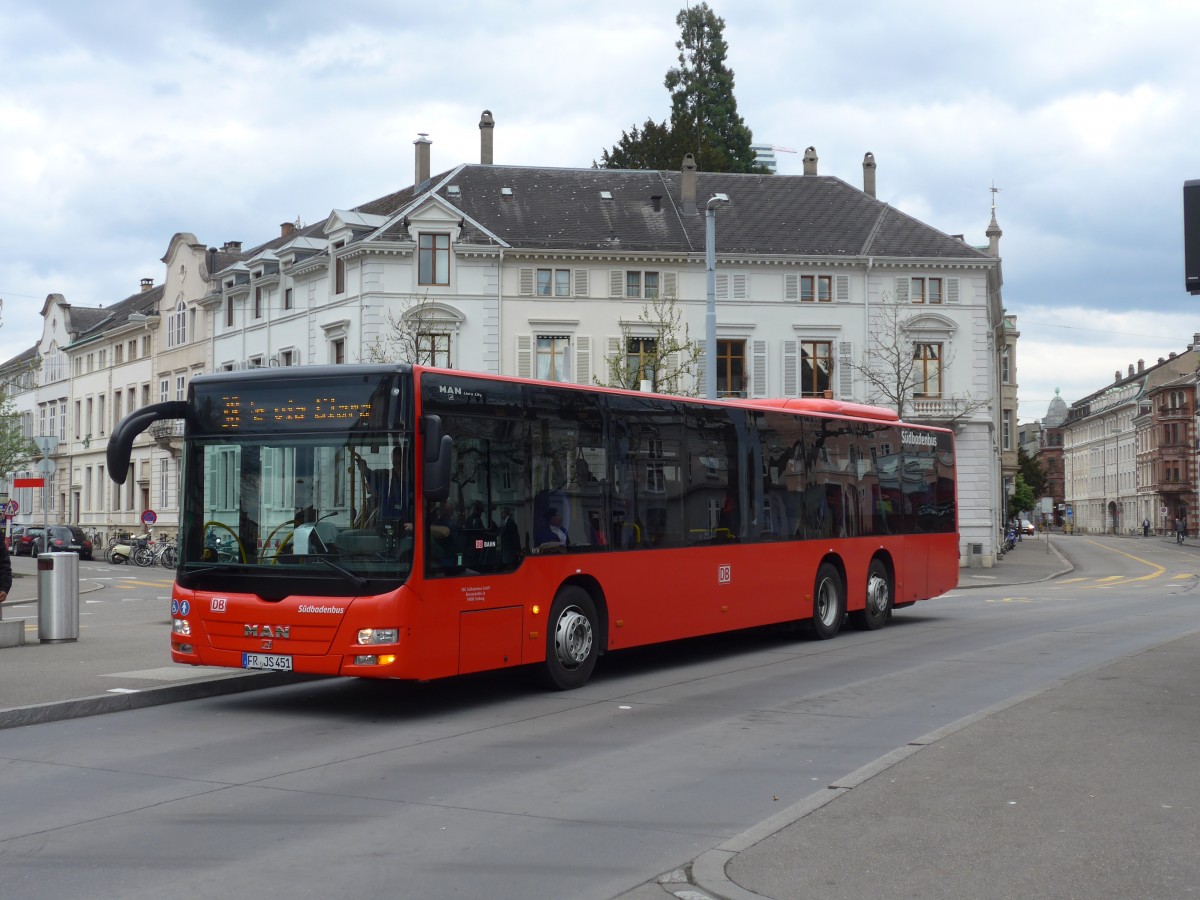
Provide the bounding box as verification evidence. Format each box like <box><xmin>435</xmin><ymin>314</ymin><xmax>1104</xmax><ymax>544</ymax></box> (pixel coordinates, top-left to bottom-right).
<box><xmin>1082</xmin><ymin>539</ymin><xmax>1166</xmax><ymax>585</ymax></box>
<box><xmin>1174</xmin><ymin>574</ymin><xmax>1195</xmax><ymax>580</ymax></box>
<box><xmin>1094</xmin><ymin>575</ymin><xmax>1124</xmax><ymax>583</ymax></box>
<box><xmin>1057</xmin><ymin>577</ymin><xmax>1089</xmax><ymax>584</ymax></box>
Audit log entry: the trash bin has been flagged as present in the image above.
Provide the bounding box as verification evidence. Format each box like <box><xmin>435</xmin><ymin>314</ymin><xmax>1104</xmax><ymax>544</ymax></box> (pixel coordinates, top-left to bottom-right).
<box><xmin>38</xmin><ymin>552</ymin><xmax>79</xmax><ymax>643</ymax></box>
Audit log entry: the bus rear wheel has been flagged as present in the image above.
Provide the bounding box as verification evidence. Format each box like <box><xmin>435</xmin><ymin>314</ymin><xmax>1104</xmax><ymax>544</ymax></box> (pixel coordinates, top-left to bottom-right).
<box><xmin>851</xmin><ymin>559</ymin><xmax>892</xmax><ymax>631</ymax></box>
<box><xmin>540</xmin><ymin>587</ymin><xmax>599</xmax><ymax>690</ymax></box>
<box><xmin>812</xmin><ymin>563</ymin><xmax>845</xmax><ymax>640</ymax></box>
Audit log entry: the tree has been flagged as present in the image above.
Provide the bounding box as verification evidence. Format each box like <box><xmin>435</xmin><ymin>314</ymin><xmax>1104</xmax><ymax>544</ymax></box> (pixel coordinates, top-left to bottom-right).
<box><xmin>1011</xmin><ymin>475</ymin><xmax>1035</xmax><ymax>517</ymax></box>
<box><xmin>362</xmin><ymin>293</ymin><xmax>450</xmax><ymax>366</ymax></box>
<box><xmin>847</xmin><ymin>290</ymin><xmax>988</xmax><ymax>424</ymax></box>
<box><xmin>0</xmin><ymin>391</ymin><xmax>36</xmax><ymax>478</ymax></box>
<box><xmin>596</xmin><ymin>293</ymin><xmax>702</xmax><ymax>396</ymax></box>
<box><xmin>598</xmin><ymin>3</ymin><xmax>761</xmax><ymax>173</ymax></box>
<box><xmin>1017</xmin><ymin>446</ymin><xmax>1046</xmax><ymax>499</ymax></box>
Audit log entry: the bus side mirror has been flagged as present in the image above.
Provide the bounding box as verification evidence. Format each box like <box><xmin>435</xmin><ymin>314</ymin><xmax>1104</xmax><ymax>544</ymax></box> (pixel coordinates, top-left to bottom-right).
<box><xmin>421</xmin><ymin>415</ymin><xmax>452</xmax><ymax>501</ymax></box>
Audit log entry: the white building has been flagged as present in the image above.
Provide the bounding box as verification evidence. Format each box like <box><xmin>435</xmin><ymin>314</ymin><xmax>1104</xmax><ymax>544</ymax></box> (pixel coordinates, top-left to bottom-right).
<box><xmin>4</xmin><ymin>115</ymin><xmax>1011</xmax><ymax>563</ymax></box>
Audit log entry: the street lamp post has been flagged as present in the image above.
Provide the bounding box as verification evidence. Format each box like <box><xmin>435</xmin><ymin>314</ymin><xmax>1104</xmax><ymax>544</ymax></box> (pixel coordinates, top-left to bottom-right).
<box><xmin>705</xmin><ymin>193</ymin><xmax>730</xmax><ymax>400</ymax></box>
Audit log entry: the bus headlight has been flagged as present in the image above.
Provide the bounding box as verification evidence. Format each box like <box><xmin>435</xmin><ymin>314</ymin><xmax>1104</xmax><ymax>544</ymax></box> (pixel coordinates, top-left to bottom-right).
<box><xmin>357</xmin><ymin>628</ymin><xmax>398</xmax><ymax>645</ymax></box>
<box><xmin>173</xmin><ymin>618</ymin><xmax>191</xmax><ymax>636</ymax></box>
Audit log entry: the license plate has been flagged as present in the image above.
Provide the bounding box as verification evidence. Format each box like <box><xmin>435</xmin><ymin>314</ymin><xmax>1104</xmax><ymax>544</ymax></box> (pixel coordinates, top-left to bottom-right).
<box><xmin>242</xmin><ymin>653</ymin><xmax>293</xmax><ymax>672</ymax></box>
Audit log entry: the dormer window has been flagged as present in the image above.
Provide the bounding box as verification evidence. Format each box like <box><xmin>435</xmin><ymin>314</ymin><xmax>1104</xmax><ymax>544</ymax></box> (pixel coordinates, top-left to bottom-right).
<box><xmin>418</xmin><ymin>233</ymin><xmax>450</xmax><ymax>286</ymax></box>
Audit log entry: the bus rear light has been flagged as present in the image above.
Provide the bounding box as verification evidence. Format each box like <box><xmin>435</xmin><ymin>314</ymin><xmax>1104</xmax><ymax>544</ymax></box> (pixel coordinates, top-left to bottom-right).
<box><xmin>357</xmin><ymin>628</ymin><xmax>398</xmax><ymax>645</ymax></box>
<box><xmin>173</xmin><ymin>618</ymin><xmax>191</xmax><ymax>636</ymax></box>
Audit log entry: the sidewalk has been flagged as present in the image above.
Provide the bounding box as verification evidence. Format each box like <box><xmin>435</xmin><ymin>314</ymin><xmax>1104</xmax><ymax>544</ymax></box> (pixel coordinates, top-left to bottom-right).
<box><xmin>0</xmin><ymin>555</ymin><xmax>310</xmax><ymax>728</ymax></box>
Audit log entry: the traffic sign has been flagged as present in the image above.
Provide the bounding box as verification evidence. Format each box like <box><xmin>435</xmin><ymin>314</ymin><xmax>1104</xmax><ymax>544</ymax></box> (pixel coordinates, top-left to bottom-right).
<box><xmin>13</xmin><ymin>477</ymin><xmax>43</xmax><ymax>489</ymax></box>
<box><xmin>32</xmin><ymin>435</ymin><xmax>59</xmax><ymax>457</ymax></box>
<box><xmin>34</xmin><ymin>457</ymin><xmax>57</xmax><ymax>475</ymax></box>
<box><xmin>142</xmin><ymin>509</ymin><xmax>157</xmax><ymax>526</ymax></box>
<box><xmin>4</xmin><ymin>499</ymin><xmax>17</xmax><ymax>516</ymax></box>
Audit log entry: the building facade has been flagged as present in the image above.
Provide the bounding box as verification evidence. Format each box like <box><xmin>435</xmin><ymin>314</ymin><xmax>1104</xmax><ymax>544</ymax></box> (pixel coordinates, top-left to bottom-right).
<box><xmin>3</xmin><ymin>116</ymin><xmax>1012</xmax><ymax>564</ymax></box>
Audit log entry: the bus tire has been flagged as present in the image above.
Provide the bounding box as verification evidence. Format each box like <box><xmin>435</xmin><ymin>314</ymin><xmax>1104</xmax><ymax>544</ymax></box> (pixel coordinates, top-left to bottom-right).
<box><xmin>811</xmin><ymin>562</ymin><xmax>845</xmax><ymax>640</ymax></box>
<box><xmin>851</xmin><ymin>559</ymin><xmax>891</xmax><ymax>631</ymax></box>
<box><xmin>540</xmin><ymin>586</ymin><xmax>599</xmax><ymax>690</ymax></box>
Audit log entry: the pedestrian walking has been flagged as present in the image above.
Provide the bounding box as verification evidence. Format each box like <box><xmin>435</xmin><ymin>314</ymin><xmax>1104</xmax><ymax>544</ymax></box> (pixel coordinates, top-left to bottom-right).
<box><xmin>1143</xmin><ymin>517</ymin><xmax>1150</xmax><ymax>537</ymax></box>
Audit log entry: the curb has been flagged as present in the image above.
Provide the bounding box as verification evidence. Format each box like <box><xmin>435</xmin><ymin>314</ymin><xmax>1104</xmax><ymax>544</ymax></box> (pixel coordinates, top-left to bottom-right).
<box><xmin>687</xmin><ymin>629</ymin><xmax>1200</xmax><ymax>900</ymax></box>
<box><xmin>0</xmin><ymin>671</ymin><xmax>324</xmax><ymax>731</ymax></box>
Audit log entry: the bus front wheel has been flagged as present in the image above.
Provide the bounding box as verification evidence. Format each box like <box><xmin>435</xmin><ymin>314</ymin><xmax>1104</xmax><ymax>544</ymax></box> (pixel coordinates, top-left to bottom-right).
<box><xmin>851</xmin><ymin>559</ymin><xmax>891</xmax><ymax>631</ymax></box>
<box><xmin>540</xmin><ymin>587</ymin><xmax>599</xmax><ymax>690</ymax></box>
<box><xmin>812</xmin><ymin>563</ymin><xmax>845</xmax><ymax>640</ymax></box>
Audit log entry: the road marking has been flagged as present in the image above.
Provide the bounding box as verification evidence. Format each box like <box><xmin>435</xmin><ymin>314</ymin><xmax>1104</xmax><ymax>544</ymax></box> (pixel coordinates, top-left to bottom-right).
<box><xmin>1057</xmin><ymin>577</ymin><xmax>1089</xmax><ymax>584</ymax></box>
<box><xmin>986</xmin><ymin>597</ymin><xmax>1035</xmax><ymax>603</ymax></box>
<box><xmin>1173</xmin><ymin>573</ymin><xmax>1195</xmax><ymax>580</ymax></box>
<box><xmin>1081</xmin><ymin>539</ymin><xmax>1166</xmax><ymax>587</ymax></box>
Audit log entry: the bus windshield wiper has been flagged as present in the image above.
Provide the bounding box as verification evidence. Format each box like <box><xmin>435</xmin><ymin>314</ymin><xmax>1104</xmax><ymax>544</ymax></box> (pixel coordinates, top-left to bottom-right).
<box><xmin>308</xmin><ymin>555</ymin><xmax>368</xmax><ymax>589</ymax></box>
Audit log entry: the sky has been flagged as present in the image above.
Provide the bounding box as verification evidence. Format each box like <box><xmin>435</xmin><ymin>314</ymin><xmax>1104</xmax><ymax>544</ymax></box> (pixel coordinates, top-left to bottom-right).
<box><xmin>3</xmin><ymin>0</ymin><xmax>1199</xmax><ymax>423</ymax></box>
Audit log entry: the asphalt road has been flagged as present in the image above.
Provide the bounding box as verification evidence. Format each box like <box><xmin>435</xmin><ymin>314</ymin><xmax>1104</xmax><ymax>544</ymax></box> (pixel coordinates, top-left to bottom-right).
<box><xmin>0</xmin><ymin>535</ymin><xmax>1196</xmax><ymax>899</ymax></box>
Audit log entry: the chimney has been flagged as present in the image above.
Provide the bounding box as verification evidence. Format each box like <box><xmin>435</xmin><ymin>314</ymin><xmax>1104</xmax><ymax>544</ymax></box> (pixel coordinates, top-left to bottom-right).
<box><xmin>681</xmin><ymin>154</ymin><xmax>697</xmax><ymax>215</ymax></box>
<box><xmin>479</xmin><ymin>110</ymin><xmax>495</xmax><ymax>165</ymax></box>
<box><xmin>280</xmin><ymin>221</ymin><xmax>295</xmax><ymax>239</ymax></box>
<box><xmin>1192</xmin><ymin>332</ymin><xmax>1200</xmax><ymax>350</ymax></box>
<box><xmin>1138</xmin><ymin>359</ymin><xmax>1144</xmax><ymax>372</ymax></box>
<box><xmin>140</xmin><ymin>278</ymin><xmax>154</xmax><ymax>293</ymax></box>
<box><xmin>1128</xmin><ymin>364</ymin><xmax>1135</xmax><ymax>377</ymax></box>
<box><xmin>862</xmin><ymin>152</ymin><xmax>876</xmax><ymax>197</ymax></box>
<box><xmin>221</xmin><ymin>241</ymin><xmax>242</xmax><ymax>253</ymax></box>
<box><xmin>1169</xmin><ymin>351</ymin><xmax>1177</xmax><ymax>359</ymax></box>
<box><xmin>414</xmin><ymin>133</ymin><xmax>431</xmax><ymax>188</ymax></box>
<box><xmin>1115</xmin><ymin>371</ymin><xmax>1121</xmax><ymax>382</ymax></box>
<box><xmin>651</xmin><ymin>195</ymin><xmax>662</xmax><ymax>212</ymax></box>
<box><xmin>803</xmin><ymin>146</ymin><xmax>818</xmax><ymax>175</ymax></box>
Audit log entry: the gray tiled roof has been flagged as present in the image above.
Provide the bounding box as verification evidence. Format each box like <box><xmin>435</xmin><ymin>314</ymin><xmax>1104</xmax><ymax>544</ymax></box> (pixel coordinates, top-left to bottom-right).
<box><xmin>375</xmin><ymin>165</ymin><xmax>990</xmax><ymax>261</ymax></box>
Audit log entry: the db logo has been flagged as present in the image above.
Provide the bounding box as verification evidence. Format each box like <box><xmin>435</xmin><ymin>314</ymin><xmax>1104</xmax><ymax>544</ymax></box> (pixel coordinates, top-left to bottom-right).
<box><xmin>718</xmin><ymin>565</ymin><xmax>731</xmax><ymax>584</ymax></box>
<box><xmin>211</xmin><ymin>597</ymin><xmax>228</xmax><ymax>613</ymax></box>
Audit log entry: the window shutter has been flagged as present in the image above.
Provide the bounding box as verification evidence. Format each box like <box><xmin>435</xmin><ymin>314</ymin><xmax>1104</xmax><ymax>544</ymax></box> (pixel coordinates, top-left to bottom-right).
<box><xmin>574</xmin><ymin>335</ymin><xmax>592</xmax><ymax>385</ymax></box>
<box><xmin>605</xmin><ymin>335</ymin><xmax>622</xmax><ymax>388</ymax></box>
<box><xmin>662</xmin><ymin>351</ymin><xmax>679</xmax><ymax>392</ymax></box>
<box><xmin>894</xmin><ymin>277</ymin><xmax>909</xmax><ymax>304</ymax></box>
<box><xmin>715</xmin><ymin>273</ymin><xmax>729</xmax><ymax>300</ymax></box>
<box><xmin>732</xmin><ymin>273</ymin><xmax>748</xmax><ymax>300</ymax></box>
<box><xmin>662</xmin><ymin>271</ymin><xmax>677</xmax><ymax>298</ymax></box>
<box><xmin>835</xmin><ymin>274</ymin><xmax>849</xmax><ymax>302</ymax></box>
<box><xmin>751</xmin><ymin>339</ymin><xmax>768</xmax><ymax>398</ymax></box>
<box><xmin>783</xmin><ymin>340</ymin><xmax>798</xmax><ymax>396</ymax></box>
<box><xmin>519</xmin><ymin>268</ymin><xmax>534</xmax><ymax>296</ymax></box>
<box><xmin>695</xmin><ymin>346</ymin><xmax>707</xmax><ymax>396</ymax></box>
<box><xmin>946</xmin><ymin>277</ymin><xmax>960</xmax><ymax>303</ymax></box>
<box><xmin>516</xmin><ymin>334</ymin><xmax>533</xmax><ymax>380</ymax></box>
<box><xmin>610</xmin><ymin>271</ymin><xmax>624</xmax><ymax>298</ymax></box>
<box><xmin>574</xmin><ymin>269</ymin><xmax>589</xmax><ymax>298</ymax></box>
<box><xmin>838</xmin><ymin>341</ymin><xmax>854</xmax><ymax>399</ymax></box>
<box><xmin>784</xmin><ymin>274</ymin><xmax>799</xmax><ymax>301</ymax></box>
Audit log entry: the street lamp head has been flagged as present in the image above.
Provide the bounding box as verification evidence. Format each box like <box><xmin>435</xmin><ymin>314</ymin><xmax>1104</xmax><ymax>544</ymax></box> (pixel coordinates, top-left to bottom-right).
<box><xmin>708</xmin><ymin>193</ymin><xmax>730</xmax><ymax>207</ymax></box>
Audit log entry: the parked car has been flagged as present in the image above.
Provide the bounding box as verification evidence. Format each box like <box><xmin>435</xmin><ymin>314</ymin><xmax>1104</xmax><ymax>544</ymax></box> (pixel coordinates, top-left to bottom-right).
<box><xmin>1020</xmin><ymin>518</ymin><xmax>1036</xmax><ymax>535</ymax></box>
<box><xmin>36</xmin><ymin>525</ymin><xmax>93</xmax><ymax>560</ymax></box>
<box><xmin>10</xmin><ymin>525</ymin><xmax>45</xmax><ymax>557</ymax></box>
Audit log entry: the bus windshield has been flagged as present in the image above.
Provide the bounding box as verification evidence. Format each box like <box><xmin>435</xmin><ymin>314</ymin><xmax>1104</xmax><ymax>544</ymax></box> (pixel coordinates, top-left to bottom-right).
<box><xmin>178</xmin><ymin>434</ymin><xmax>415</xmax><ymax>590</ymax></box>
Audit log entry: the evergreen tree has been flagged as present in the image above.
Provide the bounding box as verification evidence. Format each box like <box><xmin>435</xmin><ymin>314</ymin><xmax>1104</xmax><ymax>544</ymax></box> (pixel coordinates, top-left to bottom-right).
<box><xmin>598</xmin><ymin>3</ymin><xmax>761</xmax><ymax>173</ymax></box>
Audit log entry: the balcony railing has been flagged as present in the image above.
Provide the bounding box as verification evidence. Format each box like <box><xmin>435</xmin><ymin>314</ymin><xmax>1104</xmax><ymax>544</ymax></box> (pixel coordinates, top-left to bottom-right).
<box><xmin>908</xmin><ymin>396</ymin><xmax>975</xmax><ymax>421</ymax></box>
<box><xmin>148</xmin><ymin>420</ymin><xmax>184</xmax><ymax>441</ymax></box>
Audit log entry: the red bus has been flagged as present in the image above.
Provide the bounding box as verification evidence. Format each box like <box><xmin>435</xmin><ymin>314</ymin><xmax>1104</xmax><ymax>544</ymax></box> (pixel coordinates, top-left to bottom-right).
<box><xmin>108</xmin><ymin>364</ymin><xmax>957</xmax><ymax>690</ymax></box>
